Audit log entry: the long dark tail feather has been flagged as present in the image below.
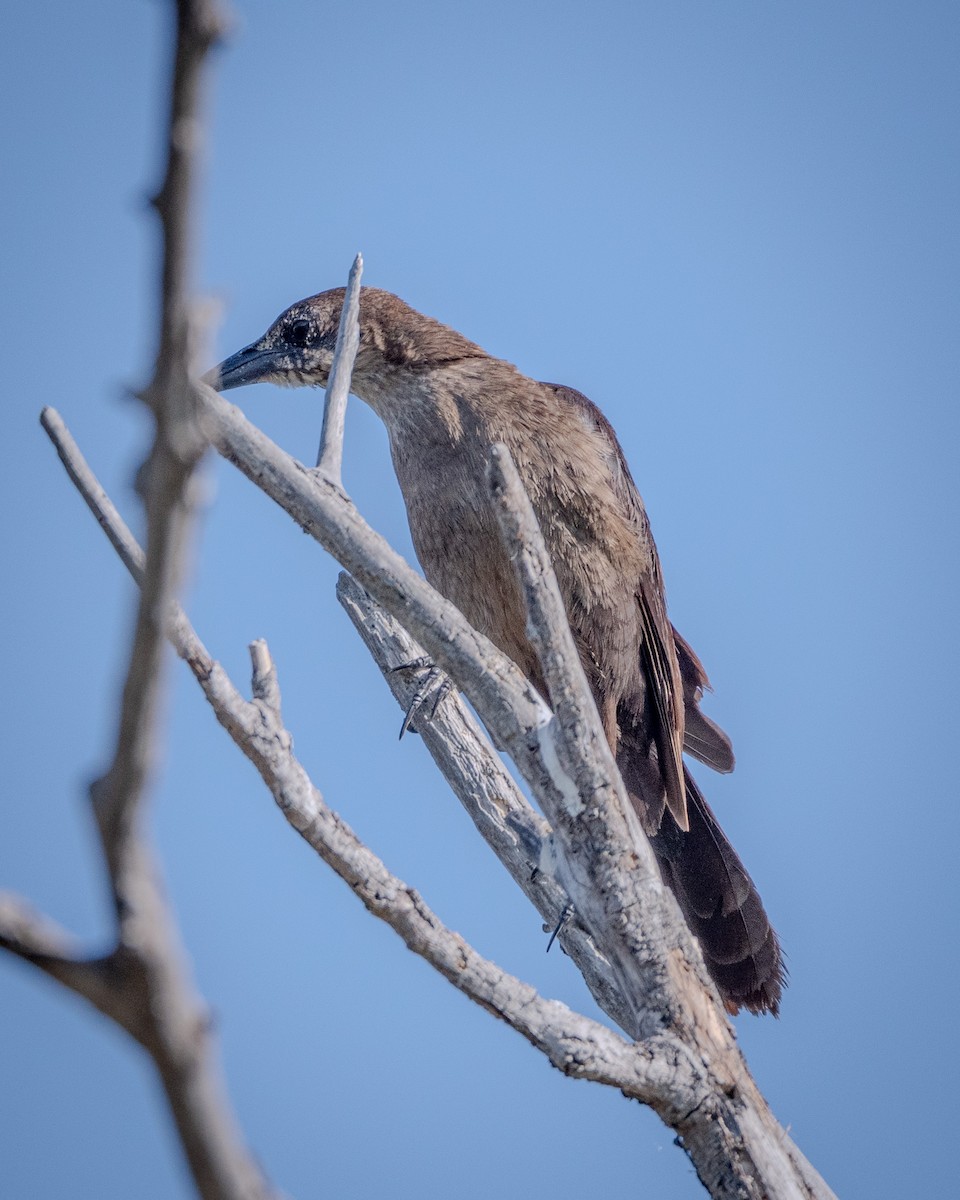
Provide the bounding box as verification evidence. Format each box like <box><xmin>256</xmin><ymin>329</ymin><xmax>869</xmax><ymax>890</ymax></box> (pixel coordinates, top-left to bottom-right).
<box><xmin>651</xmin><ymin>769</ymin><xmax>784</xmax><ymax>1015</ymax></box>
<box><xmin>683</xmin><ymin>706</ymin><xmax>735</xmax><ymax>774</ymax></box>
<box><xmin>619</xmin><ymin>728</ymin><xmax>785</xmax><ymax>1014</ymax></box>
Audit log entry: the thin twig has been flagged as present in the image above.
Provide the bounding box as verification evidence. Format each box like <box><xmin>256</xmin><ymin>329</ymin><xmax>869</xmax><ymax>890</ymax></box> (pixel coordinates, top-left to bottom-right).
<box><xmin>316</xmin><ymin>252</ymin><xmax>363</xmax><ymax>481</ymax></box>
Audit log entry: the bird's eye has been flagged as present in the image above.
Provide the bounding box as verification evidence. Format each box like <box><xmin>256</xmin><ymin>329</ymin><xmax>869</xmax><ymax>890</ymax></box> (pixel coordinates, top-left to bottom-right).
<box><xmin>288</xmin><ymin>318</ymin><xmax>312</xmax><ymax>347</ymax></box>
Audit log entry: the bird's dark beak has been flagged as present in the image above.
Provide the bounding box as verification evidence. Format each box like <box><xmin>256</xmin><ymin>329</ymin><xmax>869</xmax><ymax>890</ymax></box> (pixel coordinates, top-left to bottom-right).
<box><xmin>202</xmin><ymin>343</ymin><xmax>285</xmax><ymax>392</ymax></box>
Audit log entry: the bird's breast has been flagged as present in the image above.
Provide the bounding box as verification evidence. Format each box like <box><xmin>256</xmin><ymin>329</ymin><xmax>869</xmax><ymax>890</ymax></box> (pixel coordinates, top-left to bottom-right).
<box><xmin>391</xmin><ymin>431</ymin><xmax>541</xmax><ymax>681</ymax></box>
<box><xmin>387</xmin><ymin>416</ymin><xmax>647</xmax><ymax>706</ymax></box>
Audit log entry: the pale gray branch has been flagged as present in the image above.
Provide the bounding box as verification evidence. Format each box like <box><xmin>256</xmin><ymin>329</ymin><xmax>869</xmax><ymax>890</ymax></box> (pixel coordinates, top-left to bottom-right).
<box><xmin>486</xmin><ymin>442</ymin><xmax>691</xmax><ymax>1028</ymax></box>
<box><xmin>316</xmin><ymin>252</ymin><xmax>363</xmax><ymax>481</ymax></box>
<box><xmin>199</xmin><ymin>381</ymin><xmax>547</xmax><ymax>735</ymax></box>
<box><xmin>226</xmin><ymin>643</ymin><xmax>686</xmax><ymax>1109</ymax></box>
<box><xmin>34</xmin><ymin>417</ymin><xmax>686</xmax><ymax>1109</ymax></box>
<box><xmin>335</xmin><ymin>572</ymin><xmax>636</xmax><ymax>1033</ymax></box>
<box><xmin>195</xmin><ymin>383</ymin><xmax>703</xmax><ymax>1036</ymax></box>
<box><xmin>488</xmin><ymin>442</ymin><xmax>834</xmax><ymax>1199</ymax></box>
<box><xmin>14</xmin><ymin>0</ymin><xmax>837</xmax><ymax>1196</ymax></box>
<box><xmin>194</xmin><ymin>383</ymin><xmax>835</xmax><ymax>1199</ymax></box>
<box><xmin>42</xmin><ymin>378</ymin><xmax>835</xmax><ymax>1197</ymax></box>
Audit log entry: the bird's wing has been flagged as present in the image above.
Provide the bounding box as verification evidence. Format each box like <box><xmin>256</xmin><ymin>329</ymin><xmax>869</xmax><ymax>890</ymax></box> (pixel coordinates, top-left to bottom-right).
<box><xmin>540</xmin><ymin>382</ymin><xmax>691</xmax><ymax>829</ymax></box>
<box><xmin>635</xmin><ymin>573</ymin><xmax>689</xmax><ymax>829</ymax></box>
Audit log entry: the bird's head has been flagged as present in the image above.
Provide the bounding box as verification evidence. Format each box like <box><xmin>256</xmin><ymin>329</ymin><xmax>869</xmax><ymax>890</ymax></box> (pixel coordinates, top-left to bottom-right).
<box><xmin>204</xmin><ymin>289</ymin><xmax>348</xmax><ymax>394</ymax></box>
<box><xmin>204</xmin><ymin>286</ymin><xmax>488</xmax><ymax>401</ymax></box>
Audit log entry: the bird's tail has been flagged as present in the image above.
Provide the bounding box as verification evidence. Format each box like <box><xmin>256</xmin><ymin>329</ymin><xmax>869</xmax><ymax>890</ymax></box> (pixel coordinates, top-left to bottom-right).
<box><xmin>618</xmin><ymin>727</ymin><xmax>784</xmax><ymax>1014</ymax></box>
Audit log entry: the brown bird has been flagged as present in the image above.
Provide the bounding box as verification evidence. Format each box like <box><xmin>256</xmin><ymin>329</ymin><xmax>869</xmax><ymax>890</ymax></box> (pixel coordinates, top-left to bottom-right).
<box><xmin>206</xmin><ymin>287</ymin><xmax>785</xmax><ymax>1015</ymax></box>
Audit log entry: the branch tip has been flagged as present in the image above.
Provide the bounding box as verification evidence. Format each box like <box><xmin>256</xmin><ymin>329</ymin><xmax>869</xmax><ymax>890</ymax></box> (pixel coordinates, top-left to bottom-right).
<box><xmin>316</xmin><ymin>255</ymin><xmax>364</xmax><ymax>479</ymax></box>
<box><xmin>250</xmin><ymin>639</ymin><xmax>281</xmax><ymax>714</ymax></box>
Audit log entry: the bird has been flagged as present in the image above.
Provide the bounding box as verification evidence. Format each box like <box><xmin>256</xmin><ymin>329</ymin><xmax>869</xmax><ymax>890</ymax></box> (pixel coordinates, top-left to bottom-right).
<box><xmin>206</xmin><ymin>286</ymin><xmax>785</xmax><ymax>1015</ymax></box>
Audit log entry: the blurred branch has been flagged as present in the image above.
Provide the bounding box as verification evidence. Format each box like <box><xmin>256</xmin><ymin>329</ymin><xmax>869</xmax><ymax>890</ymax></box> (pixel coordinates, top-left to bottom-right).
<box><xmin>0</xmin><ymin>895</ymin><xmax>122</xmax><ymax>1026</ymax></box>
<box><xmin>6</xmin><ymin>4</ymin><xmax>280</xmax><ymax>1199</ymax></box>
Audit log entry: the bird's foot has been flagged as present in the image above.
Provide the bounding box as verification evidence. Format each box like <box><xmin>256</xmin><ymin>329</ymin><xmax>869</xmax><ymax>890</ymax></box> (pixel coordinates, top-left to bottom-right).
<box><xmin>545</xmin><ymin>903</ymin><xmax>575</xmax><ymax>953</ymax></box>
<box><xmin>389</xmin><ymin>657</ymin><xmax>452</xmax><ymax>738</ymax></box>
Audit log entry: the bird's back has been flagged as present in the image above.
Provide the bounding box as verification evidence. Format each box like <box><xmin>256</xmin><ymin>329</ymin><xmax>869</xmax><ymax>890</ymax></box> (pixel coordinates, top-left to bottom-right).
<box><xmin>385</xmin><ymin>361</ymin><xmax>653</xmax><ymax>717</ymax></box>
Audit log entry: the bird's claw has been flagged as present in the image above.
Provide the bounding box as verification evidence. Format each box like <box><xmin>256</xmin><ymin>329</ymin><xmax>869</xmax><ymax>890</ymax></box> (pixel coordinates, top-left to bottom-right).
<box><xmin>545</xmin><ymin>903</ymin><xmax>574</xmax><ymax>953</ymax></box>
<box><xmin>391</xmin><ymin>658</ymin><xmax>452</xmax><ymax>738</ymax></box>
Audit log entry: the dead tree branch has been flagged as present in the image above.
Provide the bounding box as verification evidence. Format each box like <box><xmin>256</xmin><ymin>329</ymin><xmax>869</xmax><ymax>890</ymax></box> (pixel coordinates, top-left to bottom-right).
<box><xmin>2</xmin><ymin>4</ymin><xmax>278</xmax><ymax>1198</ymax></box>
<box><xmin>28</xmin><ymin>420</ymin><xmax>688</xmax><ymax>1108</ymax></box>
<box><xmin>192</xmin><ymin>382</ymin><xmax>834</xmax><ymax>1199</ymax></box>
<box><xmin>40</xmin><ymin>372</ymin><xmax>834</xmax><ymax>1197</ymax></box>
<box><xmin>193</xmin><ymin>384</ymin><xmax>717</xmax><ymax>1028</ymax></box>
<box><xmin>335</xmin><ymin>572</ymin><xmax>637</xmax><ymax>1033</ymax></box>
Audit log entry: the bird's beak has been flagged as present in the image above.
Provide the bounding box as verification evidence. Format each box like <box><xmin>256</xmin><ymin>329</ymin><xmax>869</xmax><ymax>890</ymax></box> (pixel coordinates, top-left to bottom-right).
<box><xmin>202</xmin><ymin>343</ymin><xmax>286</xmax><ymax>392</ymax></box>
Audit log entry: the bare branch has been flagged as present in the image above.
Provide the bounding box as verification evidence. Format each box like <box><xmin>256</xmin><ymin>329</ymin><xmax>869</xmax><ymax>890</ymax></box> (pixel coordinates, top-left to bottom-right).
<box><xmin>336</xmin><ymin>572</ymin><xmax>636</xmax><ymax>1033</ymax></box>
<box><xmin>41</xmin><ymin>408</ymin><xmax>251</xmax><ymax>725</ymax></box>
<box><xmin>34</xmin><ymin>417</ymin><xmax>690</xmax><ymax>1108</ymax></box>
<box><xmin>91</xmin><ymin>0</ymin><xmax>221</xmax><ymax>859</ymax></box>
<box><xmin>0</xmin><ymin>894</ymin><xmax>122</xmax><ymax>1022</ymax></box>
<box><xmin>191</xmin><ymin>385</ymin><xmax>836</xmax><ymax>1199</ymax></box>
<box><xmin>485</xmin><ymin>443</ymin><xmax>688</xmax><ymax>1016</ymax></box>
<box><xmin>316</xmin><ymin>252</ymin><xmax>363</xmax><ymax>481</ymax></box>
<box><xmin>14</xmin><ymin>4</ymin><xmax>279</xmax><ymax>1197</ymax></box>
<box><xmin>250</xmin><ymin>638</ymin><xmax>282</xmax><ymax>714</ymax></box>
<box><xmin>38</xmin><ymin>401</ymin><xmax>642</xmax><ymax>1078</ymax></box>
<box><xmin>43</xmin><ymin>373</ymin><xmax>835</xmax><ymax>1196</ymax></box>
<box><xmin>195</xmin><ymin>383</ymin><xmax>700</xmax><ymax>1031</ymax></box>
<box><xmin>199</xmin><ymin>381</ymin><xmax>547</xmax><ymax>734</ymax></box>
<box><xmin>36</xmin><ymin>408</ymin><xmax>659</xmax><ymax>1092</ymax></box>
<box><xmin>17</xmin><ymin>0</ymin><xmax>836</xmax><ymax>1195</ymax></box>
<box><xmin>222</xmin><ymin>642</ymin><xmax>688</xmax><ymax>1109</ymax></box>
<box><xmin>7</xmin><ymin>830</ymin><xmax>279</xmax><ymax>1200</ymax></box>
<box><xmin>486</xmin><ymin>442</ymin><xmax>618</xmax><ymax>794</ymax></box>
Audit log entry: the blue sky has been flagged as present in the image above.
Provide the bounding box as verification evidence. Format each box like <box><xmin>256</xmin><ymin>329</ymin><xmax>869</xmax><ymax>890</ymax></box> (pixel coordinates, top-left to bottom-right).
<box><xmin>2</xmin><ymin>3</ymin><xmax>958</xmax><ymax>1197</ymax></box>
